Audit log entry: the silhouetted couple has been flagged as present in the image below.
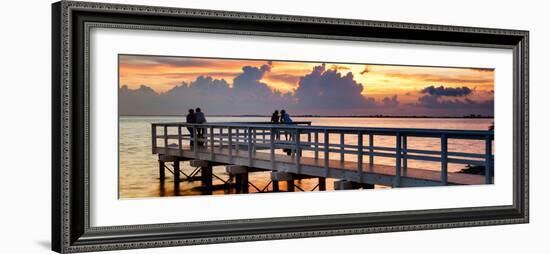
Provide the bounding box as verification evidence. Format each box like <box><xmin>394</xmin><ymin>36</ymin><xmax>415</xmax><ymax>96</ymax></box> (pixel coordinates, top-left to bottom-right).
<box><xmin>271</xmin><ymin>109</ymin><xmax>294</xmax><ymax>155</ymax></box>
<box><xmin>186</xmin><ymin>107</ymin><xmax>207</xmax><ymax>147</ymax></box>
<box><xmin>270</xmin><ymin>109</ymin><xmax>292</xmax><ymax>125</ymax></box>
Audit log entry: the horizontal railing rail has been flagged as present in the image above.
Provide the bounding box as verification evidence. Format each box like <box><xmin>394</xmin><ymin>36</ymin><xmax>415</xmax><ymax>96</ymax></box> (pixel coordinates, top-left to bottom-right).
<box><xmin>151</xmin><ymin>122</ymin><xmax>494</xmax><ymax>186</ymax></box>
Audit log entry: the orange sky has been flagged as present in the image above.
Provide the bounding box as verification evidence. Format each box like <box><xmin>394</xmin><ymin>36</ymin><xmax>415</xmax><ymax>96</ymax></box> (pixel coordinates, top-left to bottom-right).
<box><xmin>119</xmin><ymin>55</ymin><xmax>494</xmax><ymax>105</ymax></box>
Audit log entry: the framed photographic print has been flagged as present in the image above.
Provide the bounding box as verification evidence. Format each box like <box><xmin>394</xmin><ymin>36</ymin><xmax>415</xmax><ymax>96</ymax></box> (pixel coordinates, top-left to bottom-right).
<box><xmin>51</xmin><ymin>1</ymin><xmax>529</xmax><ymax>253</ymax></box>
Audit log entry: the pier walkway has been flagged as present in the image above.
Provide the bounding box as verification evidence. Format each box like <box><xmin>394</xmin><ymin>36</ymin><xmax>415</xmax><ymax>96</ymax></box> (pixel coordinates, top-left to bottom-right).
<box><xmin>151</xmin><ymin>122</ymin><xmax>494</xmax><ymax>194</ymax></box>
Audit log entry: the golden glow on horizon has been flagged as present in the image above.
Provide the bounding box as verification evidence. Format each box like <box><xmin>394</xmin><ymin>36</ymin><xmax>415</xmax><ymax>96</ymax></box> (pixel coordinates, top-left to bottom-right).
<box><xmin>119</xmin><ymin>55</ymin><xmax>494</xmax><ymax>104</ymax></box>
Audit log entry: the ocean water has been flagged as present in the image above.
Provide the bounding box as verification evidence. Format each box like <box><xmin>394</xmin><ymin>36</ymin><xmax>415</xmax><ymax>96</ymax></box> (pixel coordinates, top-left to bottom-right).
<box><xmin>119</xmin><ymin>116</ymin><xmax>493</xmax><ymax>198</ymax></box>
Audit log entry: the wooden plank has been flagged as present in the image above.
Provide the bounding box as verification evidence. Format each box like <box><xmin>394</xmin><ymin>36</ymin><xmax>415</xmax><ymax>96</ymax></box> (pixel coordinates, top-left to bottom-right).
<box><xmin>394</xmin><ymin>133</ymin><xmax>402</xmax><ymax>187</ymax></box>
<box><xmin>369</xmin><ymin>134</ymin><xmax>374</xmax><ymax>170</ymax></box>
<box><xmin>485</xmin><ymin>136</ymin><xmax>493</xmax><ymax>184</ymax></box>
<box><xmin>151</xmin><ymin>124</ymin><xmax>157</xmax><ymax>154</ymax></box>
<box><xmin>441</xmin><ymin>134</ymin><xmax>448</xmax><ymax>185</ymax></box>
<box><xmin>324</xmin><ymin>130</ymin><xmax>329</xmax><ymax>177</ymax></box>
<box><xmin>295</xmin><ymin>129</ymin><xmax>301</xmax><ymax>173</ymax></box>
<box><xmin>314</xmin><ymin>130</ymin><xmax>319</xmax><ymax>160</ymax></box>
<box><xmin>357</xmin><ymin>131</ymin><xmax>363</xmax><ymax>182</ymax></box>
<box><xmin>228</xmin><ymin>127</ymin><xmax>233</xmax><ymax>163</ymax></box>
<box><xmin>340</xmin><ymin>132</ymin><xmax>345</xmax><ymax>162</ymax></box>
<box><xmin>209</xmin><ymin>126</ymin><xmax>214</xmax><ymax>160</ymax></box>
<box><xmin>402</xmin><ymin>135</ymin><xmax>407</xmax><ymax>176</ymax></box>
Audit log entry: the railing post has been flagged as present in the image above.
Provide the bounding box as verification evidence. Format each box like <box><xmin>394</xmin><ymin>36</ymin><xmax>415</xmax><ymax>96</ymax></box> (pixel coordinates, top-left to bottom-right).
<box><xmin>151</xmin><ymin>124</ymin><xmax>157</xmax><ymax>154</ymax></box>
<box><xmin>193</xmin><ymin>126</ymin><xmax>198</xmax><ymax>158</ymax></box>
<box><xmin>177</xmin><ymin>125</ymin><xmax>182</xmax><ymax>156</ymax></box>
<box><xmin>314</xmin><ymin>130</ymin><xmax>319</xmax><ymax>160</ymax></box>
<box><xmin>369</xmin><ymin>134</ymin><xmax>374</xmax><ymax>170</ymax></box>
<box><xmin>295</xmin><ymin>129</ymin><xmax>301</xmax><ymax>174</ymax></box>
<box><xmin>394</xmin><ymin>132</ymin><xmax>402</xmax><ymax>187</ymax></box>
<box><xmin>270</xmin><ymin>128</ymin><xmax>275</xmax><ymax>170</ymax></box>
<box><xmin>485</xmin><ymin>136</ymin><xmax>493</xmax><ymax>184</ymax></box>
<box><xmin>209</xmin><ymin>126</ymin><xmax>214</xmax><ymax>160</ymax></box>
<box><xmin>340</xmin><ymin>132</ymin><xmax>345</xmax><ymax>163</ymax></box>
<box><xmin>358</xmin><ymin>131</ymin><xmax>363</xmax><ymax>182</ymax></box>
<box><xmin>402</xmin><ymin>135</ymin><xmax>408</xmax><ymax>176</ymax></box>
<box><xmin>218</xmin><ymin>127</ymin><xmax>223</xmax><ymax>146</ymax></box>
<box><xmin>163</xmin><ymin>125</ymin><xmax>168</xmax><ymax>149</ymax></box>
<box><xmin>228</xmin><ymin>127</ymin><xmax>233</xmax><ymax>163</ymax></box>
<box><xmin>441</xmin><ymin>134</ymin><xmax>448</xmax><ymax>185</ymax></box>
<box><xmin>248</xmin><ymin>127</ymin><xmax>253</xmax><ymax>166</ymax></box>
<box><xmin>253</xmin><ymin>128</ymin><xmax>257</xmax><ymax>154</ymax></box>
<box><xmin>324</xmin><ymin>130</ymin><xmax>329</xmax><ymax>177</ymax></box>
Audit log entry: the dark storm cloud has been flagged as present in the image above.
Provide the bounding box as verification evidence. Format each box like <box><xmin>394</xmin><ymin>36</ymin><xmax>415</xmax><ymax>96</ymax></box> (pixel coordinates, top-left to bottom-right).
<box><xmin>417</xmin><ymin>94</ymin><xmax>493</xmax><ymax>109</ymax></box>
<box><xmin>420</xmin><ymin>85</ymin><xmax>472</xmax><ymax>97</ymax></box>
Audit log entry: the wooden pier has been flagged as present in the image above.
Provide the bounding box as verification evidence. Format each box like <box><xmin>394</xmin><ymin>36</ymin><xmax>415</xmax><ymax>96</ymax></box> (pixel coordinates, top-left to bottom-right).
<box><xmin>151</xmin><ymin>122</ymin><xmax>494</xmax><ymax>194</ymax></box>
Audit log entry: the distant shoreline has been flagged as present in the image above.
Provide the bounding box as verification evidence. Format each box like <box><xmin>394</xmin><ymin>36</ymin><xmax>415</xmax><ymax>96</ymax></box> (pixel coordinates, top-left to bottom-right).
<box><xmin>120</xmin><ymin>115</ymin><xmax>494</xmax><ymax>119</ymax></box>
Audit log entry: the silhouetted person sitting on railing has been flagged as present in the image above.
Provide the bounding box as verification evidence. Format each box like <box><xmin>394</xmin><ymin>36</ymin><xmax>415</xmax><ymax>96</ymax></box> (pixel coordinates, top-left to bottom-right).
<box><xmin>271</xmin><ymin>110</ymin><xmax>280</xmax><ymax>123</ymax></box>
<box><xmin>186</xmin><ymin>108</ymin><xmax>196</xmax><ymax>147</ymax></box>
<box><xmin>280</xmin><ymin>109</ymin><xmax>294</xmax><ymax>155</ymax></box>
<box><xmin>280</xmin><ymin>110</ymin><xmax>293</xmax><ymax>140</ymax></box>
<box><xmin>271</xmin><ymin>110</ymin><xmax>280</xmax><ymax>140</ymax></box>
<box><xmin>195</xmin><ymin>107</ymin><xmax>207</xmax><ymax>146</ymax></box>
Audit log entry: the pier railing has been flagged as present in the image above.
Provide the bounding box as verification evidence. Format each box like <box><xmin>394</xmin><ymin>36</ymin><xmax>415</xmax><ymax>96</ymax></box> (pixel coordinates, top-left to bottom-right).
<box><xmin>152</xmin><ymin>122</ymin><xmax>494</xmax><ymax>186</ymax></box>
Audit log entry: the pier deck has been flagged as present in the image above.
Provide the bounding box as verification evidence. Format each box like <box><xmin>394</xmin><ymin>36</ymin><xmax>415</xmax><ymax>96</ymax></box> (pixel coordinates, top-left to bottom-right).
<box><xmin>152</xmin><ymin>122</ymin><xmax>493</xmax><ymax>193</ymax></box>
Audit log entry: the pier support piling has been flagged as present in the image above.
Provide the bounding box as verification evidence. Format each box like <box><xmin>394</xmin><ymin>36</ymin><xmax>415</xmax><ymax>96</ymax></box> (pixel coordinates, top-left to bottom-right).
<box><xmin>271</xmin><ymin>171</ymin><xmax>294</xmax><ymax>192</ymax></box>
<box><xmin>173</xmin><ymin>160</ymin><xmax>180</xmax><ymax>194</ymax></box>
<box><xmin>272</xmin><ymin>180</ymin><xmax>280</xmax><ymax>192</ymax></box>
<box><xmin>201</xmin><ymin>166</ymin><xmax>213</xmax><ymax>195</ymax></box>
<box><xmin>318</xmin><ymin>177</ymin><xmax>326</xmax><ymax>191</ymax></box>
<box><xmin>334</xmin><ymin>180</ymin><xmax>374</xmax><ymax>190</ymax></box>
<box><xmin>334</xmin><ymin>180</ymin><xmax>353</xmax><ymax>190</ymax></box>
<box><xmin>158</xmin><ymin>160</ymin><xmax>165</xmax><ymax>183</ymax></box>
<box><xmin>287</xmin><ymin>180</ymin><xmax>295</xmax><ymax>192</ymax></box>
<box><xmin>226</xmin><ymin>165</ymin><xmax>250</xmax><ymax>194</ymax></box>
<box><xmin>191</xmin><ymin>160</ymin><xmax>220</xmax><ymax>195</ymax></box>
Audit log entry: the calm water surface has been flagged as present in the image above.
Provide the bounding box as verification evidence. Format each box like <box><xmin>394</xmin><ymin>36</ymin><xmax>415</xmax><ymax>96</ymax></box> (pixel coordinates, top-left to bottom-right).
<box><xmin>119</xmin><ymin>116</ymin><xmax>492</xmax><ymax>198</ymax></box>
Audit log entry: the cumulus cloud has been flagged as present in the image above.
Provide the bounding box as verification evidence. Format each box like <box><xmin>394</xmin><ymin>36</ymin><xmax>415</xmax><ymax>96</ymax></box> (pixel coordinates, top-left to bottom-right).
<box><xmin>294</xmin><ymin>64</ymin><xmax>368</xmax><ymax>111</ymax></box>
<box><xmin>119</xmin><ymin>63</ymin><xmax>293</xmax><ymax>115</ymax></box>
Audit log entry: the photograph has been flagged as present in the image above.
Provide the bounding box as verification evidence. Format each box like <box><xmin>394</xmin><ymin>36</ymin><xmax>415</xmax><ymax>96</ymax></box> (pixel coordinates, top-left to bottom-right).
<box><xmin>118</xmin><ymin>54</ymin><xmax>495</xmax><ymax>198</ymax></box>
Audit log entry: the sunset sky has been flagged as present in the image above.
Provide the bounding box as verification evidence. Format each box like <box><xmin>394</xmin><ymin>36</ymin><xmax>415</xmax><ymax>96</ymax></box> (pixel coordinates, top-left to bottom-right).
<box><xmin>118</xmin><ymin>55</ymin><xmax>494</xmax><ymax>116</ymax></box>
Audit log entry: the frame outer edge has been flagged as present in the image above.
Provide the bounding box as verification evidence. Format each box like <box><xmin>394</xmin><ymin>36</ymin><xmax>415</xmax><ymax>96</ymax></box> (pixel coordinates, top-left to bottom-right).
<box><xmin>51</xmin><ymin>1</ymin><xmax>62</xmax><ymax>253</ymax></box>
<box><xmin>60</xmin><ymin>0</ymin><xmax>73</xmax><ymax>253</ymax></box>
<box><xmin>57</xmin><ymin>1</ymin><xmax>530</xmax><ymax>252</ymax></box>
